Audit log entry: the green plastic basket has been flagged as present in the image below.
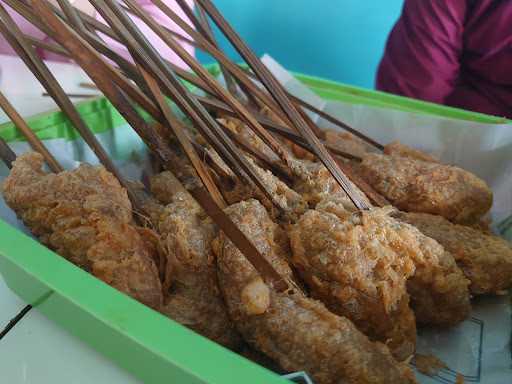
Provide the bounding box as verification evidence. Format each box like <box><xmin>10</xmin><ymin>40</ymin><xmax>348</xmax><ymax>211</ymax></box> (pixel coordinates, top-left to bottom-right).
<box><xmin>0</xmin><ymin>66</ymin><xmax>507</xmax><ymax>384</ymax></box>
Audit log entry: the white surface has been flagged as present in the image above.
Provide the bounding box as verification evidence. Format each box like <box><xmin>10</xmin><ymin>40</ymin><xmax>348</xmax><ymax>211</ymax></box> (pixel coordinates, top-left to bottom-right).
<box><xmin>0</xmin><ymin>304</ymin><xmax>140</xmax><ymax>384</ymax></box>
<box><xmin>0</xmin><ymin>55</ymin><xmax>135</xmax><ymax>384</ymax></box>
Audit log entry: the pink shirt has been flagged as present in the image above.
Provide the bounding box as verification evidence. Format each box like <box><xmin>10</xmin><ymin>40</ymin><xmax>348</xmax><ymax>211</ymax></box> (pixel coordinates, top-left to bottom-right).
<box><xmin>377</xmin><ymin>0</ymin><xmax>512</xmax><ymax>119</ymax></box>
<box><xmin>0</xmin><ymin>0</ymin><xmax>194</xmax><ymax>69</ymax></box>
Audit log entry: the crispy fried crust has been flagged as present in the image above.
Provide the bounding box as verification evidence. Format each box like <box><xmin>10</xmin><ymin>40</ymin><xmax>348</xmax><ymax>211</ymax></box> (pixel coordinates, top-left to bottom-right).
<box><xmin>220</xmin><ymin>116</ymin><xmax>280</xmax><ymax>164</ymax></box>
<box><xmin>152</xmin><ymin>191</ymin><xmax>242</xmax><ymax>349</ymax></box>
<box><xmin>214</xmin><ymin>199</ymin><xmax>416</xmax><ymax>384</ymax></box>
<box><xmin>324</xmin><ymin>129</ymin><xmax>373</xmax><ymax>159</ymax></box>
<box><xmin>289</xmin><ymin>207</ymin><xmax>417</xmax><ymax>360</ymax></box>
<box><xmin>398</xmin><ymin>212</ymin><xmax>512</xmax><ymax>295</ymax></box>
<box><xmin>222</xmin><ymin>157</ymin><xmax>307</xmax><ymax>221</ymax></box>
<box><xmin>291</xmin><ymin>160</ymin><xmax>370</xmax><ymax>210</ymax></box>
<box><xmin>383</xmin><ymin>142</ymin><xmax>438</xmax><ymax>163</ymax></box>
<box><xmin>150</xmin><ymin>171</ymin><xmax>187</xmax><ymax>205</ymax></box>
<box><xmin>2</xmin><ymin>152</ymin><xmax>162</xmax><ymax>309</ymax></box>
<box><xmin>358</xmin><ymin>153</ymin><xmax>492</xmax><ymax>224</ymax></box>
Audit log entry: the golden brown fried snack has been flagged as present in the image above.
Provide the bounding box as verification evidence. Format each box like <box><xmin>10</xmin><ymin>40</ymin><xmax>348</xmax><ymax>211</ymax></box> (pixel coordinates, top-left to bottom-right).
<box><xmin>214</xmin><ymin>199</ymin><xmax>416</xmax><ymax>384</ymax></box>
<box><xmin>358</xmin><ymin>153</ymin><xmax>492</xmax><ymax>224</ymax></box>
<box><xmin>223</xmin><ymin>157</ymin><xmax>307</xmax><ymax>221</ymax></box>
<box><xmin>324</xmin><ymin>129</ymin><xmax>373</xmax><ymax>159</ymax></box>
<box><xmin>397</xmin><ymin>212</ymin><xmax>512</xmax><ymax>295</ymax></box>
<box><xmin>220</xmin><ymin>116</ymin><xmax>280</xmax><ymax>164</ymax></box>
<box><xmin>150</xmin><ymin>191</ymin><xmax>242</xmax><ymax>349</ymax></box>
<box><xmin>2</xmin><ymin>152</ymin><xmax>162</xmax><ymax>309</ymax></box>
<box><xmin>149</xmin><ymin>170</ymin><xmax>187</xmax><ymax>205</ymax></box>
<box><xmin>383</xmin><ymin>141</ymin><xmax>438</xmax><ymax>163</ymax></box>
<box><xmin>289</xmin><ymin>207</ymin><xmax>417</xmax><ymax>360</ymax></box>
<box><xmin>291</xmin><ymin>160</ymin><xmax>371</xmax><ymax>210</ymax></box>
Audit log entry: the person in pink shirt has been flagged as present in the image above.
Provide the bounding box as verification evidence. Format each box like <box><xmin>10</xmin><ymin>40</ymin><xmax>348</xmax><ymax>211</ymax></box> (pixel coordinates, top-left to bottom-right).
<box><xmin>377</xmin><ymin>0</ymin><xmax>512</xmax><ymax>119</ymax></box>
<box><xmin>0</xmin><ymin>0</ymin><xmax>194</xmax><ymax>69</ymax></box>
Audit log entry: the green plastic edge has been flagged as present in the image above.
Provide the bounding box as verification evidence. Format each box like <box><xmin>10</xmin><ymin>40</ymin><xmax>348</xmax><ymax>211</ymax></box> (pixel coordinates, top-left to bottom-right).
<box><xmin>0</xmin><ymin>64</ymin><xmax>509</xmax><ymax>384</ymax></box>
<box><xmin>0</xmin><ymin>222</ymin><xmax>286</xmax><ymax>384</ymax></box>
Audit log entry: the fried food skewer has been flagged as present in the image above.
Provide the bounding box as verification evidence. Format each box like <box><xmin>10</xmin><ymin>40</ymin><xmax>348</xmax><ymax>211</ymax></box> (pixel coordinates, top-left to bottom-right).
<box><xmin>3</xmin><ymin>152</ymin><xmax>163</xmax><ymax>309</ymax></box>
<box><xmin>358</xmin><ymin>153</ymin><xmax>493</xmax><ymax>224</ymax></box>
<box><xmin>289</xmin><ymin>206</ymin><xmax>417</xmax><ymax>360</ymax></box>
<box><xmin>397</xmin><ymin>212</ymin><xmax>512</xmax><ymax>295</ymax></box>
<box><xmin>213</xmin><ymin>199</ymin><xmax>416</xmax><ymax>384</ymax></box>
<box><xmin>142</xmin><ymin>189</ymin><xmax>242</xmax><ymax>349</ymax></box>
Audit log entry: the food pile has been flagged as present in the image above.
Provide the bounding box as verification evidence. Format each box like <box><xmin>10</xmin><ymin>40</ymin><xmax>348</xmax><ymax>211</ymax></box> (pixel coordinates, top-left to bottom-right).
<box><xmin>3</xmin><ymin>115</ymin><xmax>511</xmax><ymax>384</ymax></box>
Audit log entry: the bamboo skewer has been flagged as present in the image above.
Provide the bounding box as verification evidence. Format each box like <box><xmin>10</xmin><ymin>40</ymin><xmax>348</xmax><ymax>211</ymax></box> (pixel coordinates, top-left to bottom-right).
<box><xmin>195</xmin><ymin>0</ymin><xmax>369</xmax><ymax>210</ymax></box>
<box><xmin>197</xmin><ymin>96</ymin><xmax>362</xmax><ymax>161</ymax></box>
<box><xmin>238</xmin><ymin>65</ymin><xmax>384</xmax><ymax>150</ymax></box>
<box><xmin>0</xmin><ymin>2</ymin><xmax>142</xmax><ymax>209</ymax></box>
<box><xmin>31</xmin><ymin>0</ymin><xmax>288</xmax><ymax>292</ymax></box>
<box><xmin>0</xmin><ymin>137</ymin><xmax>17</xmax><ymax>169</ymax></box>
<box><xmin>190</xmin><ymin>0</ymin><xmax>239</xmax><ymax>96</ymax></box>
<box><xmin>123</xmin><ymin>0</ymin><xmax>291</xmax><ymax>166</ymax></box>
<box><xmin>150</xmin><ymin>0</ymin><xmax>382</xmax><ymax>151</ymax></box>
<box><xmin>93</xmin><ymin>0</ymin><xmax>290</xmax><ymax>212</ymax></box>
<box><xmin>0</xmin><ymin>91</ymin><xmax>62</xmax><ymax>172</ymax></box>
<box><xmin>138</xmin><ymin>64</ymin><xmax>226</xmax><ymax>207</ymax></box>
<box><xmin>151</xmin><ymin>0</ymin><xmax>291</xmax><ymax>124</ymax></box>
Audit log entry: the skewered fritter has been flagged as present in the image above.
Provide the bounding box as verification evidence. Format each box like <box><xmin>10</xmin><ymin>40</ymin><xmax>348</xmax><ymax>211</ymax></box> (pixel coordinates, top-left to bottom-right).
<box><xmin>213</xmin><ymin>199</ymin><xmax>416</xmax><ymax>384</ymax></box>
<box><xmin>358</xmin><ymin>153</ymin><xmax>493</xmax><ymax>224</ymax></box>
<box><xmin>397</xmin><ymin>212</ymin><xmax>512</xmax><ymax>295</ymax></box>
<box><xmin>289</xmin><ymin>206</ymin><xmax>417</xmax><ymax>360</ymax></box>
<box><xmin>147</xmin><ymin>191</ymin><xmax>242</xmax><ymax>349</ymax></box>
<box><xmin>290</xmin><ymin>205</ymin><xmax>470</xmax><ymax>331</ymax></box>
<box><xmin>2</xmin><ymin>152</ymin><xmax>162</xmax><ymax>309</ymax></box>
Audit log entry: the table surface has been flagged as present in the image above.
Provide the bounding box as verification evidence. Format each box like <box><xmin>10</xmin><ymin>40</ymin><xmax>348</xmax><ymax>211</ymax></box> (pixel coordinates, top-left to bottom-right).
<box><xmin>0</xmin><ymin>55</ymin><xmax>140</xmax><ymax>383</ymax></box>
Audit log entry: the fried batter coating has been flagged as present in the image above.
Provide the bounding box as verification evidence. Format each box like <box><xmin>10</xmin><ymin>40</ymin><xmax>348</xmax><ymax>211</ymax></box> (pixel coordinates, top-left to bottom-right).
<box><xmin>358</xmin><ymin>153</ymin><xmax>492</xmax><ymax>224</ymax></box>
<box><xmin>383</xmin><ymin>141</ymin><xmax>438</xmax><ymax>163</ymax></box>
<box><xmin>149</xmin><ymin>170</ymin><xmax>187</xmax><ymax>205</ymax></box>
<box><xmin>213</xmin><ymin>199</ymin><xmax>416</xmax><ymax>384</ymax></box>
<box><xmin>291</xmin><ymin>160</ymin><xmax>371</xmax><ymax>210</ymax></box>
<box><xmin>223</xmin><ymin>157</ymin><xmax>307</xmax><ymax>221</ymax></box>
<box><xmin>324</xmin><ymin>129</ymin><xmax>373</xmax><ymax>159</ymax></box>
<box><xmin>219</xmin><ymin>116</ymin><xmax>280</xmax><ymax>164</ymax></box>
<box><xmin>397</xmin><ymin>212</ymin><xmax>512</xmax><ymax>295</ymax></box>
<box><xmin>2</xmin><ymin>152</ymin><xmax>162</xmax><ymax>309</ymax></box>
<box><xmin>150</xmin><ymin>191</ymin><xmax>242</xmax><ymax>349</ymax></box>
<box><xmin>289</xmin><ymin>207</ymin><xmax>417</xmax><ymax>360</ymax></box>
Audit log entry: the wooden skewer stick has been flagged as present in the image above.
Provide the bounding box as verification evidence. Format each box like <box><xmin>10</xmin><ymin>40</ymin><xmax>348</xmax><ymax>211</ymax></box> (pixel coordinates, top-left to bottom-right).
<box><xmin>79</xmin><ymin>82</ymin><xmax>99</xmax><ymax>90</ymax></box>
<box><xmin>0</xmin><ymin>137</ymin><xmax>17</xmax><ymax>169</ymax></box>
<box><xmin>138</xmin><ymin>63</ymin><xmax>226</xmax><ymax>207</ymax></box>
<box><xmin>196</xmin><ymin>0</ymin><xmax>369</xmax><ymax>210</ymax></box>
<box><xmin>8</xmin><ymin>0</ymin><xmax>163</xmax><ymax>121</ymax></box>
<box><xmin>151</xmin><ymin>0</ymin><xmax>291</xmax><ymax>124</ymax></box>
<box><xmin>42</xmin><ymin>92</ymin><xmax>97</xmax><ymax>99</ymax></box>
<box><xmin>152</xmin><ymin>0</ymin><xmax>382</xmax><ymax>150</ymax></box>
<box><xmin>0</xmin><ymin>91</ymin><xmax>62</xmax><ymax>172</ymax></box>
<box><xmin>0</xmin><ymin>3</ymin><xmax>141</xmax><ymax>209</ymax></box>
<box><xmin>31</xmin><ymin>0</ymin><xmax>288</xmax><ymax>292</ymax></box>
<box><xmin>197</xmin><ymin>96</ymin><xmax>362</xmax><ymax>161</ymax></box>
<box><xmin>238</xmin><ymin>65</ymin><xmax>384</xmax><ymax>150</ymax></box>
<box><xmin>123</xmin><ymin>0</ymin><xmax>292</xmax><ymax>167</ymax></box>
<box><xmin>94</xmin><ymin>0</ymin><xmax>290</xmax><ymax>213</ymax></box>
<box><xmin>187</xmin><ymin>0</ymin><xmax>239</xmax><ymax>96</ymax></box>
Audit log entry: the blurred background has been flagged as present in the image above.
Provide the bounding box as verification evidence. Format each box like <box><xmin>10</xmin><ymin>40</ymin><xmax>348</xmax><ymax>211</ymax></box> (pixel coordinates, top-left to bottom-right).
<box><xmin>197</xmin><ymin>0</ymin><xmax>404</xmax><ymax>89</ymax></box>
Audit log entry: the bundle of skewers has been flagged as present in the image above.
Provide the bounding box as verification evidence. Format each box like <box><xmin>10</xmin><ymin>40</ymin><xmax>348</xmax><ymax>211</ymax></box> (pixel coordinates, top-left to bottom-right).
<box><xmin>0</xmin><ymin>1</ymin><xmax>511</xmax><ymax>383</ymax></box>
